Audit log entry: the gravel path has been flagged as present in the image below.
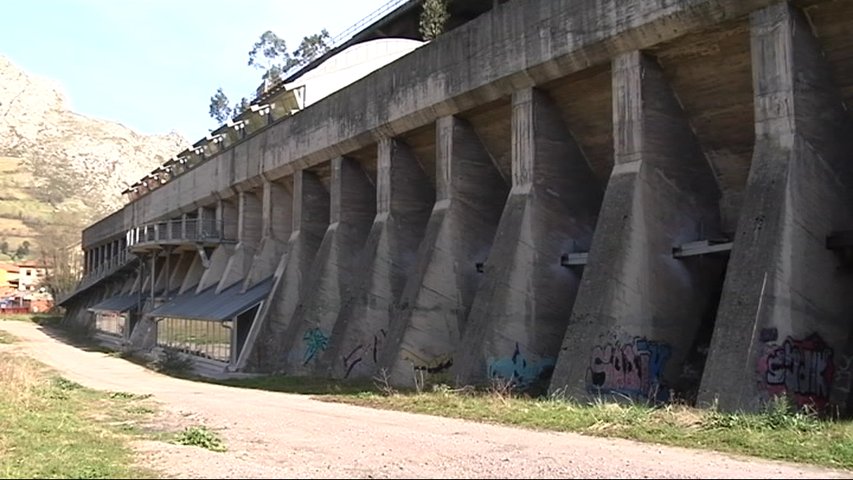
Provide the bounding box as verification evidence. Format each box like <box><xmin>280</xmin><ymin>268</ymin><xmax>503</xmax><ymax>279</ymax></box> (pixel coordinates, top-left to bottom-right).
<box><xmin>1</xmin><ymin>320</ymin><xmax>850</xmax><ymax>479</ymax></box>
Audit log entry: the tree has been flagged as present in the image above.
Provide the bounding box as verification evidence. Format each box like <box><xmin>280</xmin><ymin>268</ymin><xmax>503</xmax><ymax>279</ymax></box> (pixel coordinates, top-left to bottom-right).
<box><xmin>232</xmin><ymin>97</ymin><xmax>251</xmax><ymax>120</ymax></box>
<box><xmin>207</xmin><ymin>28</ymin><xmax>332</xmax><ymax>124</ymax></box>
<box><xmin>420</xmin><ymin>0</ymin><xmax>450</xmax><ymax>40</ymax></box>
<box><xmin>288</xmin><ymin>29</ymin><xmax>332</xmax><ymax>71</ymax></box>
<box><xmin>209</xmin><ymin>88</ymin><xmax>232</xmax><ymax>124</ymax></box>
<box><xmin>248</xmin><ymin>30</ymin><xmax>290</xmax><ymax>73</ymax></box>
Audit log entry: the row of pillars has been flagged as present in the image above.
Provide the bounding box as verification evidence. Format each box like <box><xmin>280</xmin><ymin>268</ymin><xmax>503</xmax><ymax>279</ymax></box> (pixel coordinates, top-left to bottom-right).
<box><xmin>83</xmin><ymin>238</ymin><xmax>128</xmax><ymax>277</ymax></box>
<box><xmin>100</xmin><ymin>3</ymin><xmax>853</xmax><ymax>413</ymax></box>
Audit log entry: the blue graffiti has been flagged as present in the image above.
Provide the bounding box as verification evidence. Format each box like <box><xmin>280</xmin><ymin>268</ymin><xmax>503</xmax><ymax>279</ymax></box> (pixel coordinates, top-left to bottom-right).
<box><xmin>487</xmin><ymin>343</ymin><xmax>556</xmax><ymax>389</ymax></box>
<box><xmin>588</xmin><ymin>337</ymin><xmax>672</xmax><ymax>402</ymax></box>
<box><xmin>302</xmin><ymin>327</ymin><xmax>329</xmax><ymax>365</ymax></box>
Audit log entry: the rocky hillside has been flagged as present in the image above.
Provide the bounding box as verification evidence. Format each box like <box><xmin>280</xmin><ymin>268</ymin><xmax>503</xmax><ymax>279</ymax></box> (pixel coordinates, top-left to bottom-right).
<box><xmin>0</xmin><ymin>55</ymin><xmax>187</xmax><ymax>258</ymax></box>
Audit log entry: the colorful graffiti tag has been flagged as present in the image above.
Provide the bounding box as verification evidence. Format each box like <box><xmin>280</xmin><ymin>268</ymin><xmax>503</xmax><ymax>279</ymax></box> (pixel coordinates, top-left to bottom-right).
<box><xmin>757</xmin><ymin>333</ymin><xmax>834</xmax><ymax>409</ymax></box>
<box><xmin>302</xmin><ymin>327</ymin><xmax>329</xmax><ymax>366</ymax></box>
<box><xmin>487</xmin><ymin>342</ymin><xmax>555</xmax><ymax>390</ymax></box>
<box><xmin>342</xmin><ymin>329</ymin><xmax>387</xmax><ymax>378</ymax></box>
<box><xmin>587</xmin><ymin>337</ymin><xmax>671</xmax><ymax>402</ymax></box>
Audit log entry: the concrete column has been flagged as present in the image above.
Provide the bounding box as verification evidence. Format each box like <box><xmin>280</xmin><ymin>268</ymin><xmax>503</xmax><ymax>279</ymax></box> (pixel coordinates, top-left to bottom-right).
<box><xmin>379</xmin><ymin>115</ymin><xmax>508</xmax><ymax>385</ymax></box>
<box><xmin>196</xmin><ymin>198</ymin><xmax>238</xmax><ymax>293</ymax></box>
<box><xmin>698</xmin><ymin>3</ymin><xmax>853</xmax><ymax>413</ymax></box>
<box><xmin>217</xmin><ymin>189</ymin><xmax>262</xmax><ymax>292</ymax></box>
<box><xmin>243</xmin><ymin>179</ymin><xmax>293</xmax><ymax>290</ymax></box>
<box><xmin>454</xmin><ymin>87</ymin><xmax>604</xmax><ymax>394</ymax></box>
<box><xmin>281</xmin><ymin>157</ymin><xmax>376</xmax><ymax>374</ymax></box>
<box><xmin>167</xmin><ymin>251</ymin><xmax>195</xmax><ymax>296</ymax></box>
<box><xmin>246</xmin><ymin>169</ymin><xmax>329</xmax><ymax>371</ymax></box>
<box><xmin>318</xmin><ymin>138</ymin><xmax>435</xmax><ymax>379</ymax></box>
<box><xmin>219</xmin><ymin>198</ymin><xmax>238</xmax><ymax>241</ymax></box>
<box><xmin>550</xmin><ymin>50</ymin><xmax>722</xmax><ymax>403</ymax></box>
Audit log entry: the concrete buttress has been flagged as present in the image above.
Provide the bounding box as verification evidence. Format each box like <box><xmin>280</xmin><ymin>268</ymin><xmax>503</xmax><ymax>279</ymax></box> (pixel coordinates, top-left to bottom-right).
<box><xmin>318</xmin><ymin>138</ymin><xmax>435</xmax><ymax>380</ymax></box>
<box><xmin>379</xmin><ymin>115</ymin><xmax>508</xmax><ymax>386</ymax></box>
<box><xmin>281</xmin><ymin>157</ymin><xmax>376</xmax><ymax>374</ymax></box>
<box><xmin>550</xmin><ymin>50</ymin><xmax>722</xmax><ymax>403</ymax></box>
<box><xmin>454</xmin><ymin>87</ymin><xmax>604</xmax><ymax>394</ymax></box>
<box><xmin>697</xmin><ymin>3</ymin><xmax>853</xmax><ymax>413</ymax></box>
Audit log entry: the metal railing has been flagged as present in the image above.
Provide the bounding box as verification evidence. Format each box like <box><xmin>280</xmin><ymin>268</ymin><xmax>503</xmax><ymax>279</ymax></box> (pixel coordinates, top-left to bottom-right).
<box><xmin>127</xmin><ymin>218</ymin><xmax>227</xmax><ymax>247</ymax></box>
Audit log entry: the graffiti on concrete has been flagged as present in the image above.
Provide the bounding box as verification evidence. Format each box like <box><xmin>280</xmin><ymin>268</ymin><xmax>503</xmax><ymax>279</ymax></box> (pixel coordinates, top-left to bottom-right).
<box><xmin>302</xmin><ymin>327</ymin><xmax>329</xmax><ymax>366</ymax></box>
<box><xmin>587</xmin><ymin>336</ymin><xmax>672</xmax><ymax>402</ymax></box>
<box><xmin>342</xmin><ymin>329</ymin><xmax>387</xmax><ymax>378</ymax></box>
<box><xmin>487</xmin><ymin>342</ymin><xmax>555</xmax><ymax>390</ymax></box>
<box><xmin>757</xmin><ymin>333</ymin><xmax>834</xmax><ymax>409</ymax></box>
<box><xmin>403</xmin><ymin>351</ymin><xmax>453</xmax><ymax>373</ymax></box>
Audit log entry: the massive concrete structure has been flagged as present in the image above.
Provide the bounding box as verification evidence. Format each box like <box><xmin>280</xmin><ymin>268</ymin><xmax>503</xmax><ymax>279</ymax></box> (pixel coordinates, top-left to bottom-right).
<box><xmin>60</xmin><ymin>0</ymin><xmax>853</xmax><ymax>414</ymax></box>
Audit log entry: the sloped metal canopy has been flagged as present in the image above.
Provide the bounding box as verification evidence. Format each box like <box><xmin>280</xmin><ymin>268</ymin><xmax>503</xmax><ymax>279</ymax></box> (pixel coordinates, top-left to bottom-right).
<box><xmin>88</xmin><ymin>294</ymin><xmax>144</xmax><ymax>313</ymax></box>
<box><xmin>148</xmin><ymin>277</ymin><xmax>273</xmax><ymax>321</ymax></box>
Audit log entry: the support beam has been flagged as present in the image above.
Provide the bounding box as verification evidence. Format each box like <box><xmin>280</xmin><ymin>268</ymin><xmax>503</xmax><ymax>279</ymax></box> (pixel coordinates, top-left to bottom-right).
<box><xmin>318</xmin><ymin>138</ymin><xmax>435</xmax><ymax>379</ymax></box>
<box><xmin>379</xmin><ymin>115</ymin><xmax>508</xmax><ymax>385</ymax></box>
<box><xmin>698</xmin><ymin>3</ymin><xmax>853</xmax><ymax>413</ymax></box>
<box><xmin>550</xmin><ymin>50</ymin><xmax>722</xmax><ymax>403</ymax></box>
<box><xmin>217</xmin><ymin>189</ymin><xmax>262</xmax><ymax>292</ymax></box>
<box><xmin>245</xmin><ymin>169</ymin><xmax>329</xmax><ymax>371</ymax></box>
<box><xmin>455</xmin><ymin>87</ymin><xmax>604</xmax><ymax>394</ymax></box>
<box><xmin>243</xmin><ymin>179</ymin><xmax>293</xmax><ymax>290</ymax></box>
<box><xmin>281</xmin><ymin>157</ymin><xmax>376</xmax><ymax>374</ymax></box>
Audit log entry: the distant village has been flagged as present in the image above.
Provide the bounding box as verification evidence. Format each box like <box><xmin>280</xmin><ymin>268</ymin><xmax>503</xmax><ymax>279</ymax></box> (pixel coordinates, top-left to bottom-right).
<box><xmin>0</xmin><ymin>261</ymin><xmax>54</xmax><ymax>313</ymax></box>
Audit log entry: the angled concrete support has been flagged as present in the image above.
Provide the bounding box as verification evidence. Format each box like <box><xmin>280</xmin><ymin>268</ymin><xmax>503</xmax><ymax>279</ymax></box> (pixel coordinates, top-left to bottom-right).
<box><xmin>698</xmin><ymin>3</ymin><xmax>853</xmax><ymax>413</ymax></box>
<box><xmin>195</xmin><ymin>245</ymin><xmax>234</xmax><ymax>293</ymax></box>
<box><xmin>281</xmin><ymin>157</ymin><xmax>376</xmax><ymax>374</ymax></box>
<box><xmin>379</xmin><ymin>115</ymin><xmax>508</xmax><ymax>385</ymax></box>
<box><xmin>167</xmin><ymin>251</ymin><xmax>194</xmax><ymax>296</ymax></box>
<box><xmin>246</xmin><ymin>169</ymin><xmax>329</xmax><ymax>371</ymax></box>
<box><xmin>318</xmin><ymin>139</ymin><xmax>435</xmax><ymax>379</ymax></box>
<box><xmin>454</xmin><ymin>87</ymin><xmax>604</xmax><ymax>394</ymax></box>
<box><xmin>550</xmin><ymin>50</ymin><xmax>722</xmax><ymax>403</ymax></box>
<box><xmin>217</xmin><ymin>190</ymin><xmax>262</xmax><ymax>292</ymax></box>
<box><xmin>179</xmin><ymin>253</ymin><xmax>205</xmax><ymax>294</ymax></box>
<box><xmin>243</xmin><ymin>179</ymin><xmax>292</xmax><ymax>290</ymax></box>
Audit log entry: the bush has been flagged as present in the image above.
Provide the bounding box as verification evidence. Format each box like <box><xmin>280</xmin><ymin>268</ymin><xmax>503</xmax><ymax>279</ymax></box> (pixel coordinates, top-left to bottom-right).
<box><xmin>173</xmin><ymin>425</ymin><xmax>226</xmax><ymax>452</ymax></box>
<box><xmin>150</xmin><ymin>348</ymin><xmax>194</xmax><ymax>376</ymax></box>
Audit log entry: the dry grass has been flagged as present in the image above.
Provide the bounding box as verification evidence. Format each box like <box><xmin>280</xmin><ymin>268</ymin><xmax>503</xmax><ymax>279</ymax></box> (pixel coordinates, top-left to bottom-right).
<box><xmin>0</xmin><ymin>351</ymin><xmax>161</xmax><ymax>478</ymax></box>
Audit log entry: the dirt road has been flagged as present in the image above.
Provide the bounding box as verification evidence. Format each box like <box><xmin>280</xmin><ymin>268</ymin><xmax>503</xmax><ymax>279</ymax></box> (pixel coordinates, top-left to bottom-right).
<box><xmin>1</xmin><ymin>320</ymin><xmax>850</xmax><ymax>479</ymax></box>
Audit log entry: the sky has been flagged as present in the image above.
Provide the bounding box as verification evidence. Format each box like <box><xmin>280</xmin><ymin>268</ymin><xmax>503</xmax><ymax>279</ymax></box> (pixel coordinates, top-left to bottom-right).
<box><xmin>0</xmin><ymin>0</ymin><xmax>394</xmax><ymax>142</ymax></box>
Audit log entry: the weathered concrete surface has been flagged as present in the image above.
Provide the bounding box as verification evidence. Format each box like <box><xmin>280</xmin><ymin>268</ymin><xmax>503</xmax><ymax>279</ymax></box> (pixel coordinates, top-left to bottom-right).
<box><xmin>81</xmin><ymin>0</ymin><xmax>776</xmax><ymax>248</ymax></box>
<box><xmin>179</xmin><ymin>253</ymin><xmax>204</xmax><ymax>294</ymax></box>
<box><xmin>698</xmin><ymin>3</ymin><xmax>853</xmax><ymax>413</ymax></box>
<box><xmin>195</xmin><ymin>245</ymin><xmax>234</xmax><ymax>293</ymax></box>
<box><xmin>247</xmin><ymin>170</ymin><xmax>329</xmax><ymax>372</ymax></box>
<box><xmin>550</xmin><ymin>50</ymin><xmax>722</xmax><ymax>403</ymax></box>
<box><xmin>243</xmin><ymin>180</ymin><xmax>292</xmax><ymax>290</ymax></box>
<box><xmin>379</xmin><ymin>115</ymin><xmax>508</xmax><ymax>385</ymax></box>
<box><xmin>318</xmin><ymin>138</ymin><xmax>435</xmax><ymax>380</ymax></box>
<box><xmin>166</xmin><ymin>252</ymin><xmax>194</xmax><ymax>294</ymax></box>
<box><xmin>217</xmin><ymin>190</ymin><xmax>262</xmax><ymax>292</ymax></box>
<box><xmin>280</xmin><ymin>157</ymin><xmax>376</xmax><ymax>375</ymax></box>
<box><xmin>454</xmin><ymin>87</ymin><xmax>604</xmax><ymax>394</ymax></box>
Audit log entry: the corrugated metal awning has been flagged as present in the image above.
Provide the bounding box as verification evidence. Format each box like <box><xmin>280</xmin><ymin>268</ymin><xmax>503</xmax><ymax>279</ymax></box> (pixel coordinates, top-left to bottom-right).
<box><xmin>88</xmin><ymin>294</ymin><xmax>143</xmax><ymax>313</ymax></box>
<box><xmin>148</xmin><ymin>277</ymin><xmax>273</xmax><ymax>321</ymax></box>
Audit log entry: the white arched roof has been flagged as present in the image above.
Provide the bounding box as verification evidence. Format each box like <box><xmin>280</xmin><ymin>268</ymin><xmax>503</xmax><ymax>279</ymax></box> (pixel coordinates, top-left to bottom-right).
<box><xmin>285</xmin><ymin>38</ymin><xmax>426</xmax><ymax>109</ymax></box>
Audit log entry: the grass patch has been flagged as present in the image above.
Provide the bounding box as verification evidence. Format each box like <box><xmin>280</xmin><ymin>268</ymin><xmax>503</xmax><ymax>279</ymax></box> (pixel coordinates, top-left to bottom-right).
<box><xmin>0</xmin><ymin>313</ymin><xmax>63</xmax><ymax>325</ymax></box>
<box><xmin>214</xmin><ymin>373</ymin><xmax>376</xmax><ymax>396</ymax></box>
<box><xmin>0</xmin><ymin>352</ymin><xmax>160</xmax><ymax>479</ymax></box>
<box><xmin>0</xmin><ymin>331</ymin><xmax>15</xmax><ymax>344</ymax></box>
<box><xmin>315</xmin><ymin>386</ymin><xmax>853</xmax><ymax>470</ymax></box>
<box><xmin>173</xmin><ymin>425</ymin><xmax>226</xmax><ymax>452</ymax></box>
